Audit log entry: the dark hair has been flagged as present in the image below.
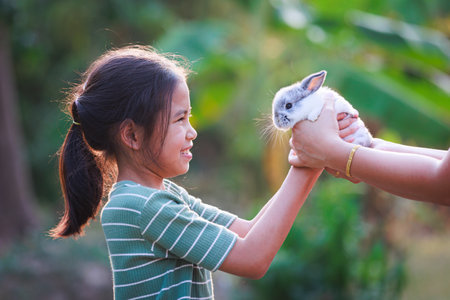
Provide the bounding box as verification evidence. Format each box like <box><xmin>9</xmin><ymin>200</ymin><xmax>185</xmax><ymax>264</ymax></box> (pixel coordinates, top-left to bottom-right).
<box><xmin>50</xmin><ymin>46</ymin><xmax>190</xmax><ymax>238</ymax></box>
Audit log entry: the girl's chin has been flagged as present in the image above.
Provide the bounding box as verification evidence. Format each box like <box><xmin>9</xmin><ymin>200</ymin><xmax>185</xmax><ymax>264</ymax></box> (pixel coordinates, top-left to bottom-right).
<box><xmin>168</xmin><ymin>164</ymin><xmax>190</xmax><ymax>178</ymax></box>
<box><xmin>182</xmin><ymin>164</ymin><xmax>190</xmax><ymax>174</ymax></box>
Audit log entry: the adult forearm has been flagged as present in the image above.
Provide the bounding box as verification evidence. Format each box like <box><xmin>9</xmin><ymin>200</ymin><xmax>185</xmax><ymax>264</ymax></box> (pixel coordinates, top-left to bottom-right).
<box><xmin>326</xmin><ymin>143</ymin><xmax>450</xmax><ymax>204</ymax></box>
<box><xmin>373</xmin><ymin>138</ymin><xmax>447</xmax><ymax>160</ymax></box>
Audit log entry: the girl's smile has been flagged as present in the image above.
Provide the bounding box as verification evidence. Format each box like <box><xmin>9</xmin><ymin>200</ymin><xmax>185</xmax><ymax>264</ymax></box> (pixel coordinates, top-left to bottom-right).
<box><xmin>181</xmin><ymin>145</ymin><xmax>193</xmax><ymax>160</ymax></box>
<box><xmin>155</xmin><ymin>79</ymin><xmax>197</xmax><ymax>179</ymax></box>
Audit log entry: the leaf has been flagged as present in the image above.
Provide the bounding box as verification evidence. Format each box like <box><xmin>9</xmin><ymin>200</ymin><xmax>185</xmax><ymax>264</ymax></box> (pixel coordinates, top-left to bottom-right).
<box><xmin>156</xmin><ymin>20</ymin><xmax>232</xmax><ymax>64</ymax></box>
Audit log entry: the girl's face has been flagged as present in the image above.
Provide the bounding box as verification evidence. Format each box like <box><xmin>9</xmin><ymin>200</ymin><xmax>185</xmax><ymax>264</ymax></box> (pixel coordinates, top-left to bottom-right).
<box><xmin>154</xmin><ymin>80</ymin><xmax>197</xmax><ymax>178</ymax></box>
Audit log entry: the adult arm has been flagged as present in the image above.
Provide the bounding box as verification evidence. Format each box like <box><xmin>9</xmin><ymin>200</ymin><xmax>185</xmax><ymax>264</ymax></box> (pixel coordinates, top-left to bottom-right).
<box><xmin>289</xmin><ymin>97</ymin><xmax>450</xmax><ymax>205</ymax></box>
<box><xmin>219</xmin><ymin>167</ymin><xmax>322</xmax><ymax>279</ymax></box>
<box><xmin>371</xmin><ymin>138</ymin><xmax>447</xmax><ymax>160</ymax></box>
<box><xmin>318</xmin><ymin>139</ymin><xmax>450</xmax><ymax>204</ymax></box>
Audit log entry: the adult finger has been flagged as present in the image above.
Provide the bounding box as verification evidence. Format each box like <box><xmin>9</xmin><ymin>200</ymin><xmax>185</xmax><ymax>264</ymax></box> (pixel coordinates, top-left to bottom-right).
<box><xmin>318</xmin><ymin>96</ymin><xmax>337</xmax><ymax>120</ymax></box>
<box><xmin>323</xmin><ymin>94</ymin><xmax>335</xmax><ymax>108</ymax></box>
<box><xmin>343</xmin><ymin>136</ymin><xmax>355</xmax><ymax>143</ymax></box>
<box><xmin>337</xmin><ymin>113</ymin><xmax>348</xmax><ymax>121</ymax></box>
<box><xmin>338</xmin><ymin>116</ymin><xmax>357</xmax><ymax>130</ymax></box>
<box><xmin>339</xmin><ymin>124</ymin><xmax>358</xmax><ymax>138</ymax></box>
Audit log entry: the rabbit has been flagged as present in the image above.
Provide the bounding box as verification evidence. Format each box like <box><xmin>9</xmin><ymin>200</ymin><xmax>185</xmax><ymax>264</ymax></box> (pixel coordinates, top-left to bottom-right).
<box><xmin>272</xmin><ymin>70</ymin><xmax>373</xmax><ymax>147</ymax></box>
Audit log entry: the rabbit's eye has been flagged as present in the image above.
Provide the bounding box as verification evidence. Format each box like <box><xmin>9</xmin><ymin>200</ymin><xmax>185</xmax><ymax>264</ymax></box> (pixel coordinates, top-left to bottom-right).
<box><xmin>285</xmin><ymin>103</ymin><xmax>292</xmax><ymax>109</ymax></box>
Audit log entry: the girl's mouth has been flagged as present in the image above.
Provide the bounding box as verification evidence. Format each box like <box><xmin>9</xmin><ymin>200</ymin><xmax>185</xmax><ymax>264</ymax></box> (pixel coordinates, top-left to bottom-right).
<box><xmin>181</xmin><ymin>146</ymin><xmax>193</xmax><ymax>158</ymax></box>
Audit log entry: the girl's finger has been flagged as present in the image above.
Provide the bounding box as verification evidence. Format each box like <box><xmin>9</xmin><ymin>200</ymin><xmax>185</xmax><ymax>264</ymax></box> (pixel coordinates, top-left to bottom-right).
<box><xmin>348</xmin><ymin>178</ymin><xmax>361</xmax><ymax>184</ymax></box>
<box><xmin>288</xmin><ymin>150</ymin><xmax>303</xmax><ymax>167</ymax></box>
<box><xmin>325</xmin><ymin>167</ymin><xmax>341</xmax><ymax>178</ymax></box>
<box><xmin>325</xmin><ymin>167</ymin><xmax>361</xmax><ymax>183</ymax></box>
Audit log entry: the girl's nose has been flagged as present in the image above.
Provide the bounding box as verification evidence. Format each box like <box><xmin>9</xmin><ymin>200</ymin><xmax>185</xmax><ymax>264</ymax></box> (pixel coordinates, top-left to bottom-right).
<box><xmin>187</xmin><ymin>123</ymin><xmax>197</xmax><ymax>141</ymax></box>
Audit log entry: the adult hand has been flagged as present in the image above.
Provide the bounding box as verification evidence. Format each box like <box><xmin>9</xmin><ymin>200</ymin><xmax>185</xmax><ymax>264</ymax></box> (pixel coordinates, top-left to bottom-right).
<box><xmin>290</xmin><ymin>110</ymin><xmax>361</xmax><ymax>183</ymax></box>
<box><xmin>288</xmin><ymin>113</ymin><xmax>359</xmax><ymax>168</ymax></box>
<box><xmin>369</xmin><ymin>138</ymin><xmax>390</xmax><ymax>150</ymax></box>
<box><xmin>336</xmin><ymin>113</ymin><xmax>359</xmax><ymax>143</ymax></box>
<box><xmin>289</xmin><ymin>96</ymin><xmax>348</xmax><ymax>168</ymax></box>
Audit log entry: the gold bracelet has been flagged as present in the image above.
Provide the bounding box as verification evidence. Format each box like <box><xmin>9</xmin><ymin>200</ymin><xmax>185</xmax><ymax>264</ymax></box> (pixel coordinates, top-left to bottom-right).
<box><xmin>346</xmin><ymin>145</ymin><xmax>361</xmax><ymax>177</ymax></box>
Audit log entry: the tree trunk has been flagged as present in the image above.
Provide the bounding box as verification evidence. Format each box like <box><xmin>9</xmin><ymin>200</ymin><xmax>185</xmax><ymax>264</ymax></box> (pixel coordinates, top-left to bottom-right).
<box><xmin>0</xmin><ymin>22</ymin><xmax>37</xmax><ymax>252</ymax></box>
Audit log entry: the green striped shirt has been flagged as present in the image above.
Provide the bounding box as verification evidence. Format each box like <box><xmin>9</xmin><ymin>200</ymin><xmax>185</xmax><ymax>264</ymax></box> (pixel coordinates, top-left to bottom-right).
<box><xmin>101</xmin><ymin>180</ymin><xmax>238</xmax><ymax>299</ymax></box>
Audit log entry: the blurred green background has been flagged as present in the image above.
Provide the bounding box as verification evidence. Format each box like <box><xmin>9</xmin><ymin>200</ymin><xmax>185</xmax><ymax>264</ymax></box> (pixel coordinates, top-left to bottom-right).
<box><xmin>1</xmin><ymin>0</ymin><xmax>449</xmax><ymax>299</ymax></box>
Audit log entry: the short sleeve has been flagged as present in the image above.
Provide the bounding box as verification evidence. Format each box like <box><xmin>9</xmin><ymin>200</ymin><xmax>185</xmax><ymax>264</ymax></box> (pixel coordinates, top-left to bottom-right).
<box><xmin>187</xmin><ymin>195</ymin><xmax>237</xmax><ymax>228</ymax></box>
<box><xmin>138</xmin><ymin>191</ymin><xmax>237</xmax><ymax>271</ymax></box>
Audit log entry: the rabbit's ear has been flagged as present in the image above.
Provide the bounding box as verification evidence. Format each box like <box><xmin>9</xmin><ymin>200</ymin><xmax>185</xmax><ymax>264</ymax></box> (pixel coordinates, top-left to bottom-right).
<box><xmin>300</xmin><ymin>70</ymin><xmax>327</xmax><ymax>94</ymax></box>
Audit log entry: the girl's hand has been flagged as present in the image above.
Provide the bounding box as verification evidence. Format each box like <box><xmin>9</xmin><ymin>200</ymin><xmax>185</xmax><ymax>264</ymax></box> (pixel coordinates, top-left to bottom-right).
<box><xmin>288</xmin><ymin>149</ymin><xmax>302</xmax><ymax>168</ymax></box>
<box><xmin>324</xmin><ymin>167</ymin><xmax>361</xmax><ymax>184</ymax></box>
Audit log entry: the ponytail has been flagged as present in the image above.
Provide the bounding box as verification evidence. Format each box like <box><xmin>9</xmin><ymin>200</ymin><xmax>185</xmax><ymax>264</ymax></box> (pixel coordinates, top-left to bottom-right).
<box><xmin>50</xmin><ymin>45</ymin><xmax>191</xmax><ymax>238</ymax></box>
<box><xmin>50</xmin><ymin>104</ymin><xmax>103</xmax><ymax>238</ymax></box>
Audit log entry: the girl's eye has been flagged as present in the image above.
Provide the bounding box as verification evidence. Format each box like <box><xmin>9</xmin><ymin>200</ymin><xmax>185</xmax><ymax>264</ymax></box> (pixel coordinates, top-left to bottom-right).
<box><xmin>177</xmin><ymin>114</ymin><xmax>192</xmax><ymax>122</ymax></box>
<box><xmin>285</xmin><ymin>103</ymin><xmax>292</xmax><ymax>109</ymax></box>
<box><xmin>175</xmin><ymin>112</ymin><xmax>192</xmax><ymax>123</ymax></box>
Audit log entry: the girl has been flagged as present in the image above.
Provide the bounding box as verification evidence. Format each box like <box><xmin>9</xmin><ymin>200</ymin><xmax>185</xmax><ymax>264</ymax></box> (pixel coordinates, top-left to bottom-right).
<box><xmin>51</xmin><ymin>46</ymin><xmax>353</xmax><ymax>299</ymax></box>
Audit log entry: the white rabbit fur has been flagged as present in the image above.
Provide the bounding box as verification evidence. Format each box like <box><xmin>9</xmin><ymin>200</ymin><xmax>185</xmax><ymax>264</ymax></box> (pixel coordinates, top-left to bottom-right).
<box><xmin>272</xmin><ymin>70</ymin><xmax>372</xmax><ymax>147</ymax></box>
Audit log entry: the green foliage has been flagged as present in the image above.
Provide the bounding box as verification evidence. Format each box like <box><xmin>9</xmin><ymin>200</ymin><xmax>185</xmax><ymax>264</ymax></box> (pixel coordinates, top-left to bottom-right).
<box><xmin>0</xmin><ymin>222</ymin><xmax>111</xmax><ymax>299</ymax></box>
<box><xmin>4</xmin><ymin>0</ymin><xmax>449</xmax><ymax>298</ymax></box>
<box><xmin>243</xmin><ymin>179</ymin><xmax>406</xmax><ymax>300</ymax></box>
<box><xmin>9</xmin><ymin>0</ymin><xmax>449</xmax><ymax>204</ymax></box>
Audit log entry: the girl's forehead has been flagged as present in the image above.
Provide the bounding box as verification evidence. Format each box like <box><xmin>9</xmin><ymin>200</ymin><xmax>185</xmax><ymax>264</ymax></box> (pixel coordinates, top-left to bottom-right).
<box><xmin>171</xmin><ymin>81</ymin><xmax>190</xmax><ymax>112</ymax></box>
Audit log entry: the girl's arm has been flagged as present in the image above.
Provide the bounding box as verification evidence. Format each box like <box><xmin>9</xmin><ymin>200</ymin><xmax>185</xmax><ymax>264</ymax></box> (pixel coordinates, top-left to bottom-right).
<box><xmin>228</xmin><ymin>112</ymin><xmax>358</xmax><ymax>239</ymax></box>
<box><xmin>228</xmin><ymin>194</ymin><xmax>278</xmax><ymax>238</ymax></box>
<box><xmin>289</xmin><ymin>97</ymin><xmax>450</xmax><ymax>205</ymax></box>
<box><xmin>219</xmin><ymin>167</ymin><xmax>322</xmax><ymax>279</ymax></box>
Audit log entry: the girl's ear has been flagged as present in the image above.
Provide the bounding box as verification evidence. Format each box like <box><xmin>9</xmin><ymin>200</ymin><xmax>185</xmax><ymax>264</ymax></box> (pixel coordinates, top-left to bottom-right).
<box><xmin>119</xmin><ymin>119</ymin><xmax>144</xmax><ymax>151</ymax></box>
<box><xmin>300</xmin><ymin>70</ymin><xmax>327</xmax><ymax>94</ymax></box>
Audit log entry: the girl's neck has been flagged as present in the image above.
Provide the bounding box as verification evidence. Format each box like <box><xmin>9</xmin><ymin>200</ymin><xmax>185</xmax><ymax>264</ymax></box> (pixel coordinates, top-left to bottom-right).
<box><xmin>117</xmin><ymin>164</ymin><xmax>165</xmax><ymax>190</ymax></box>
